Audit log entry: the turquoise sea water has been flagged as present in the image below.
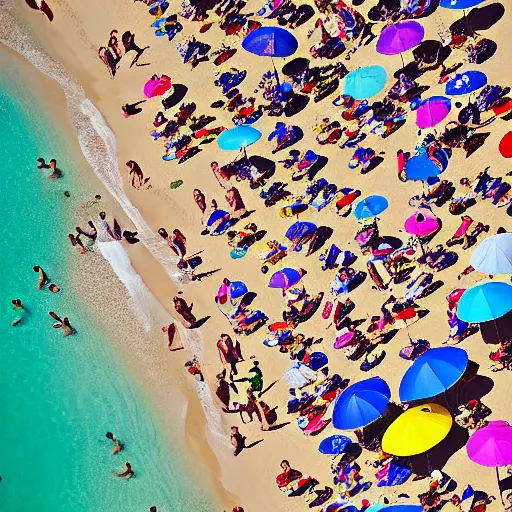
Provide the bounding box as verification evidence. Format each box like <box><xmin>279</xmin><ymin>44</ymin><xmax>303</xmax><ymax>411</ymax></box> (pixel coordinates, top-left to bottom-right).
<box><xmin>0</xmin><ymin>62</ymin><xmax>213</xmax><ymax>511</ymax></box>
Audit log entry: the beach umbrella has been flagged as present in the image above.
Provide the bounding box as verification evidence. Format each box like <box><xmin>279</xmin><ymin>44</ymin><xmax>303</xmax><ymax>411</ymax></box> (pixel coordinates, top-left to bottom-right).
<box><xmin>143</xmin><ymin>74</ymin><xmax>172</xmax><ymax>98</ymax></box>
<box><xmin>416</xmin><ymin>96</ymin><xmax>452</xmax><ymax>129</ymax></box>
<box><xmin>284</xmin><ymin>362</ymin><xmax>316</xmax><ymax>388</ymax></box>
<box><xmin>242</xmin><ymin>26</ymin><xmax>298</xmax><ymax>91</ymax></box>
<box><xmin>217</xmin><ymin>125</ymin><xmax>262</xmax><ymax>153</ymax></box>
<box><xmin>499</xmin><ymin>132</ymin><xmax>512</xmax><ymax>158</ymax></box>
<box><xmin>470</xmin><ymin>233</ymin><xmax>512</xmax><ymax>274</ymax></box>
<box><xmin>268</xmin><ymin>267</ymin><xmax>305</xmax><ymax>290</ymax></box>
<box><xmin>382</xmin><ymin>403</ymin><xmax>452</xmax><ymax>456</ymax></box>
<box><xmin>376</xmin><ymin>21</ymin><xmax>424</xmax><ymax>66</ymax></box>
<box><xmin>467</xmin><ymin>420</ymin><xmax>512</xmax><ymax>503</ymax></box>
<box><xmin>354</xmin><ymin>195</ymin><xmax>389</xmax><ymax>220</ymax></box>
<box><xmin>343</xmin><ymin>65</ymin><xmax>388</xmax><ymax>100</ymax></box>
<box><xmin>445</xmin><ymin>71</ymin><xmax>487</xmax><ymax>96</ymax></box>
<box><xmin>457</xmin><ymin>281</ymin><xmax>512</xmax><ymax>323</ymax></box>
<box><xmin>440</xmin><ymin>0</ymin><xmax>486</xmax><ymax>8</ymax></box>
<box><xmin>403</xmin><ymin>151</ymin><xmax>442</xmax><ymax>182</ymax></box>
<box><xmin>404</xmin><ymin>208</ymin><xmax>440</xmax><ymax>237</ymax></box>
<box><xmin>332</xmin><ymin>377</ymin><xmax>391</xmax><ymax>430</ymax></box>
<box><xmin>399</xmin><ymin>347</ymin><xmax>468</xmax><ymax>402</ymax></box>
<box><xmin>318</xmin><ymin>435</ymin><xmax>353</xmax><ymax>455</ymax></box>
<box><xmin>242</xmin><ymin>26</ymin><xmax>298</xmax><ymax>57</ymax></box>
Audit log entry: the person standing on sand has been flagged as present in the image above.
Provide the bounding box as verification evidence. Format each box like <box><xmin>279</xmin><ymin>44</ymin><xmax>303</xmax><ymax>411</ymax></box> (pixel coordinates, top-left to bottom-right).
<box><xmin>230</xmin><ymin>426</ymin><xmax>246</xmax><ymax>456</ymax></box>
<box><xmin>172</xmin><ymin>296</ymin><xmax>196</xmax><ymax>328</ymax></box>
<box><xmin>217</xmin><ymin>334</ymin><xmax>243</xmax><ymax>376</ymax></box>
<box><xmin>105</xmin><ymin>432</ymin><xmax>123</xmax><ymax>454</ymax></box>
<box><xmin>113</xmin><ymin>462</ymin><xmax>134</xmax><ymax>478</ymax></box>
<box><xmin>33</xmin><ymin>266</ymin><xmax>49</xmax><ymax>290</ymax></box>
<box><xmin>215</xmin><ymin>372</ymin><xmax>231</xmax><ymax>410</ymax></box>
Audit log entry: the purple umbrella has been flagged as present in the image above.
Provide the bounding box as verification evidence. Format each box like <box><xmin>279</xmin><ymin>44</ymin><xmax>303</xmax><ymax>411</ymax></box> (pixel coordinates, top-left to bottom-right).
<box><xmin>416</xmin><ymin>96</ymin><xmax>452</xmax><ymax>129</ymax></box>
<box><xmin>467</xmin><ymin>420</ymin><xmax>512</xmax><ymax>504</ymax></box>
<box><xmin>377</xmin><ymin>21</ymin><xmax>424</xmax><ymax>66</ymax></box>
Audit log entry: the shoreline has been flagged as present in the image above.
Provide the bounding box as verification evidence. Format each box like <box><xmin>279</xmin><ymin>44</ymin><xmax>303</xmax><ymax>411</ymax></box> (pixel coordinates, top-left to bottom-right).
<box><xmin>0</xmin><ymin>34</ymin><xmax>235</xmax><ymax>511</ymax></box>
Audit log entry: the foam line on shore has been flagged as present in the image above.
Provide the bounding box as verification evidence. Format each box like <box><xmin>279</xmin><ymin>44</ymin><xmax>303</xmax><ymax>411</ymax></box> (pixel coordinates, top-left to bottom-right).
<box><xmin>0</xmin><ymin>8</ymin><xmax>228</xmax><ymax>445</ymax></box>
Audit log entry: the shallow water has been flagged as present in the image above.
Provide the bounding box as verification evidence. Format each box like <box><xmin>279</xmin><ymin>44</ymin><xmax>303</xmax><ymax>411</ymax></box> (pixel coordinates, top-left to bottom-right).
<box><xmin>0</xmin><ymin>57</ymin><xmax>213</xmax><ymax>511</ymax></box>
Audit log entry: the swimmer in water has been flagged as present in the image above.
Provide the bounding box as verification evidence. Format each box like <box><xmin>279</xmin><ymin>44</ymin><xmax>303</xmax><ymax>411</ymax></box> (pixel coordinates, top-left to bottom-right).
<box><xmin>48</xmin><ymin>159</ymin><xmax>61</xmax><ymax>179</ymax></box>
<box><xmin>33</xmin><ymin>266</ymin><xmax>49</xmax><ymax>290</ymax></box>
<box><xmin>81</xmin><ymin>194</ymin><xmax>102</xmax><ymax>208</ymax></box>
<box><xmin>11</xmin><ymin>299</ymin><xmax>25</xmax><ymax>326</ymax></box>
<box><xmin>49</xmin><ymin>284</ymin><xmax>60</xmax><ymax>293</ymax></box>
<box><xmin>114</xmin><ymin>462</ymin><xmax>134</xmax><ymax>478</ymax></box>
<box><xmin>105</xmin><ymin>432</ymin><xmax>123</xmax><ymax>454</ymax></box>
<box><xmin>49</xmin><ymin>311</ymin><xmax>75</xmax><ymax>336</ymax></box>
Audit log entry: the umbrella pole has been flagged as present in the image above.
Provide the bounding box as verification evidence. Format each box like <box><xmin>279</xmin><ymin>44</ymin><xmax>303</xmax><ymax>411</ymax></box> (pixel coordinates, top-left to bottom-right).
<box><xmin>400</xmin><ymin>52</ymin><xmax>405</xmax><ymax>68</ymax></box>
<box><xmin>271</xmin><ymin>56</ymin><xmax>281</xmax><ymax>98</ymax></box>
<box><xmin>493</xmin><ymin>318</ymin><xmax>501</xmax><ymax>345</ymax></box>
<box><xmin>496</xmin><ymin>466</ymin><xmax>504</xmax><ymax>505</ymax></box>
<box><xmin>426</xmin><ymin>452</ymin><xmax>431</xmax><ymax>475</ymax></box>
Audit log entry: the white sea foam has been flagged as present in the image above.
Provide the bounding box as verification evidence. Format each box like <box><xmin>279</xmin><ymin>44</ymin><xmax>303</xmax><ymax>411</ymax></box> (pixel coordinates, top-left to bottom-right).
<box><xmin>0</xmin><ymin>8</ymin><xmax>228</xmax><ymax>443</ymax></box>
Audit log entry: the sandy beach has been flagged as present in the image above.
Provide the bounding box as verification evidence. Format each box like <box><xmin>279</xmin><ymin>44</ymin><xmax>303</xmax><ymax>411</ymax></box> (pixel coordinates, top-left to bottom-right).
<box><xmin>5</xmin><ymin>0</ymin><xmax>512</xmax><ymax>510</ymax></box>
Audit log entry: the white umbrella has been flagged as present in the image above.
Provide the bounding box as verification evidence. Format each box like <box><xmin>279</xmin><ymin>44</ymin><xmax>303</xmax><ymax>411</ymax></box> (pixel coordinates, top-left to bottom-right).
<box><xmin>471</xmin><ymin>233</ymin><xmax>512</xmax><ymax>274</ymax></box>
<box><xmin>284</xmin><ymin>363</ymin><xmax>316</xmax><ymax>389</ymax></box>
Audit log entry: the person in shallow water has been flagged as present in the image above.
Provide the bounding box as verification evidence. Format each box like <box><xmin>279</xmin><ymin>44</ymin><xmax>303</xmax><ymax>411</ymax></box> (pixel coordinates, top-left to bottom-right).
<box><xmin>105</xmin><ymin>432</ymin><xmax>123</xmax><ymax>454</ymax></box>
<box><xmin>49</xmin><ymin>311</ymin><xmax>74</xmax><ymax>336</ymax></box>
<box><xmin>11</xmin><ymin>299</ymin><xmax>25</xmax><ymax>326</ymax></box>
<box><xmin>113</xmin><ymin>462</ymin><xmax>134</xmax><ymax>478</ymax></box>
<box><xmin>33</xmin><ymin>266</ymin><xmax>49</xmax><ymax>290</ymax></box>
<box><xmin>36</xmin><ymin>157</ymin><xmax>61</xmax><ymax>179</ymax></box>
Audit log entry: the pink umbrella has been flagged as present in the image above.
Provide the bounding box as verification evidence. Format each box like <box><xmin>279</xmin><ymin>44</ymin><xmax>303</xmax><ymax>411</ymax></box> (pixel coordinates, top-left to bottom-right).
<box><xmin>467</xmin><ymin>420</ymin><xmax>512</xmax><ymax>503</ymax></box>
<box><xmin>404</xmin><ymin>208</ymin><xmax>440</xmax><ymax>237</ymax></box>
<box><xmin>334</xmin><ymin>329</ymin><xmax>355</xmax><ymax>349</ymax></box>
<box><xmin>416</xmin><ymin>96</ymin><xmax>452</xmax><ymax>129</ymax></box>
<box><xmin>144</xmin><ymin>75</ymin><xmax>172</xmax><ymax>98</ymax></box>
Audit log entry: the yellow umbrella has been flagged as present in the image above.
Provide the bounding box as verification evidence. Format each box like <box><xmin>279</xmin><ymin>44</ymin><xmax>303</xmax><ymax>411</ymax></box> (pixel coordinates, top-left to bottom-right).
<box><xmin>382</xmin><ymin>403</ymin><xmax>452</xmax><ymax>456</ymax></box>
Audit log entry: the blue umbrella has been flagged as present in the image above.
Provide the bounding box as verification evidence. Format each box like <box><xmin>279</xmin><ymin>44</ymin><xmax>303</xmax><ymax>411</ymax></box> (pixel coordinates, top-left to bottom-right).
<box><xmin>333</xmin><ymin>377</ymin><xmax>391</xmax><ymax>430</ymax></box>
<box><xmin>403</xmin><ymin>151</ymin><xmax>442</xmax><ymax>182</ymax></box>
<box><xmin>440</xmin><ymin>0</ymin><xmax>486</xmax><ymax>9</ymax></box>
<box><xmin>229</xmin><ymin>281</ymin><xmax>248</xmax><ymax>299</ymax></box>
<box><xmin>268</xmin><ymin>267</ymin><xmax>305</xmax><ymax>290</ymax></box>
<box><xmin>379</xmin><ymin>506</ymin><xmax>423</xmax><ymax>512</ymax></box>
<box><xmin>217</xmin><ymin>125</ymin><xmax>262</xmax><ymax>152</ymax></box>
<box><xmin>242</xmin><ymin>26</ymin><xmax>298</xmax><ymax>57</ymax></box>
<box><xmin>399</xmin><ymin>347</ymin><xmax>469</xmax><ymax>402</ymax></box>
<box><xmin>457</xmin><ymin>281</ymin><xmax>512</xmax><ymax>323</ymax></box>
<box><xmin>354</xmin><ymin>195</ymin><xmax>389</xmax><ymax>219</ymax></box>
<box><xmin>344</xmin><ymin>65</ymin><xmax>388</xmax><ymax>100</ymax></box>
<box><xmin>470</xmin><ymin>233</ymin><xmax>512</xmax><ymax>274</ymax></box>
<box><xmin>445</xmin><ymin>71</ymin><xmax>487</xmax><ymax>96</ymax></box>
<box><xmin>318</xmin><ymin>435</ymin><xmax>353</xmax><ymax>455</ymax></box>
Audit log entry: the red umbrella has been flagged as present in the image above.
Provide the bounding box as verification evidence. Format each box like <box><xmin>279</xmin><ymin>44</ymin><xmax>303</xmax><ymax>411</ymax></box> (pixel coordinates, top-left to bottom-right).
<box><xmin>499</xmin><ymin>131</ymin><xmax>512</xmax><ymax>158</ymax></box>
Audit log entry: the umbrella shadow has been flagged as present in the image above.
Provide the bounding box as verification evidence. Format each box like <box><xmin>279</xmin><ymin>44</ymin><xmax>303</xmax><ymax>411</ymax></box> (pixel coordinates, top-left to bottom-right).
<box><xmin>455</xmin><ymin>375</ymin><xmax>495</xmax><ymax>404</ymax></box>
<box><xmin>162</xmin><ymin>84</ymin><xmax>188</xmax><ymax>109</ymax></box>
<box><xmin>282</xmin><ymin>57</ymin><xmax>310</xmax><ymax>77</ymax></box>
<box><xmin>194</xmin><ymin>268</ymin><xmax>222</xmax><ymax>281</ymax></box>
<box><xmin>307</xmin><ymin>155</ymin><xmax>329</xmax><ymax>181</ymax></box>
<box><xmin>480</xmin><ymin>310</ymin><xmax>512</xmax><ymax>344</ymax></box>
<box><xmin>357</xmin><ymin>403</ymin><xmax>403</xmax><ymax>451</ymax></box>
<box><xmin>468</xmin><ymin>3</ymin><xmax>505</xmax><ymax>31</ymax></box>
<box><xmin>249</xmin><ymin>155</ymin><xmax>276</xmax><ymax>180</ymax></box>
<box><xmin>409</xmin><ymin>423</ymin><xmax>469</xmax><ymax>474</ymax></box>
<box><xmin>285</xmin><ymin>94</ymin><xmax>310</xmax><ymax>117</ymax></box>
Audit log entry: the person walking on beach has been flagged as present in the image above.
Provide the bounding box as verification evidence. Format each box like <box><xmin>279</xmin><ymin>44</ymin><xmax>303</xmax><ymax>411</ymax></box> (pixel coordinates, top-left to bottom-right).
<box><xmin>33</xmin><ymin>266</ymin><xmax>49</xmax><ymax>290</ymax></box>
<box><xmin>172</xmin><ymin>296</ymin><xmax>196</xmax><ymax>328</ymax></box>
<box><xmin>105</xmin><ymin>432</ymin><xmax>123</xmax><ymax>454</ymax></box>
<box><xmin>230</xmin><ymin>426</ymin><xmax>246</xmax><ymax>456</ymax></box>
<box><xmin>113</xmin><ymin>462</ymin><xmax>134</xmax><ymax>478</ymax></box>
<box><xmin>122</xmin><ymin>100</ymin><xmax>146</xmax><ymax>118</ymax></box>
<box><xmin>232</xmin><ymin>361</ymin><xmax>263</xmax><ymax>393</ymax></box>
